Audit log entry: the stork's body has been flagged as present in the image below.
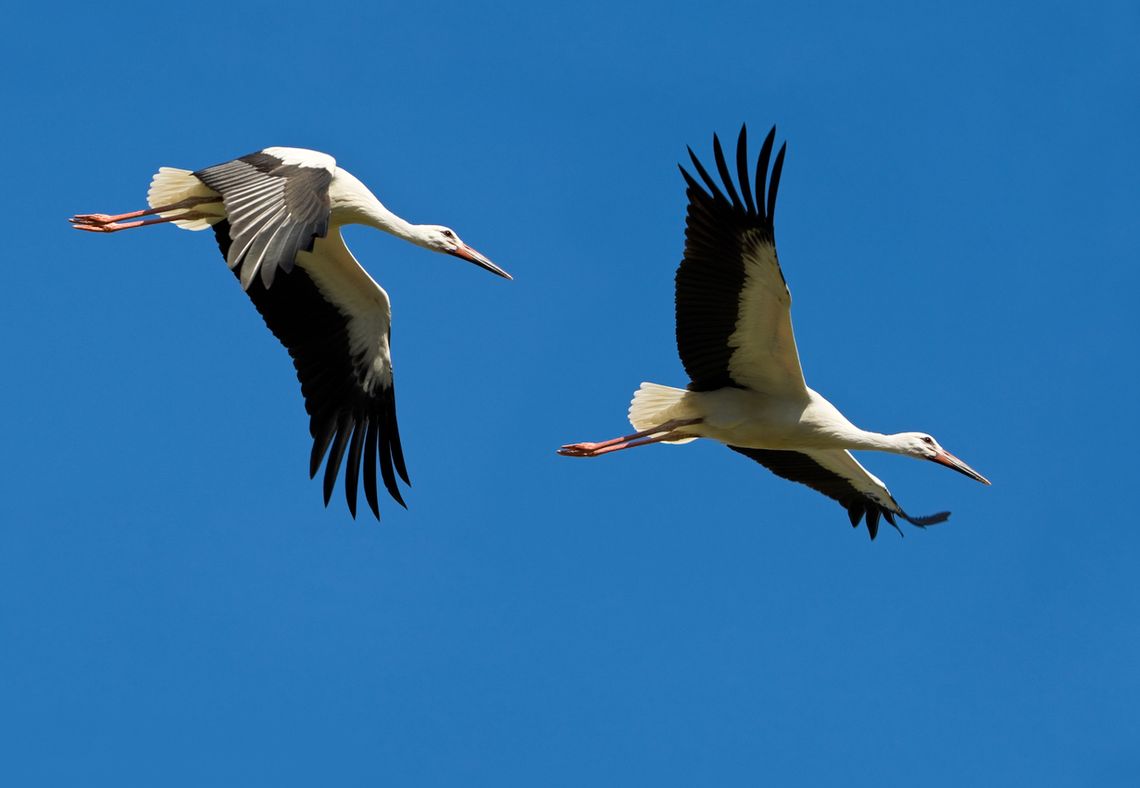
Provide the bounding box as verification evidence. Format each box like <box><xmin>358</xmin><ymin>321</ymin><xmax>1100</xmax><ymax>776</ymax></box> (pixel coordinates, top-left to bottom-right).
<box><xmin>653</xmin><ymin>386</ymin><xmax>878</xmax><ymax>450</ymax></box>
<box><xmin>72</xmin><ymin>147</ymin><xmax>510</xmax><ymax>519</ymax></box>
<box><xmin>559</xmin><ymin>127</ymin><xmax>988</xmax><ymax>539</ymax></box>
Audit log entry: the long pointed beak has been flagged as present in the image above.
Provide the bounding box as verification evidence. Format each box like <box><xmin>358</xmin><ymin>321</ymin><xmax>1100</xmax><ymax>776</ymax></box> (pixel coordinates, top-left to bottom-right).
<box><xmin>452</xmin><ymin>243</ymin><xmax>512</xmax><ymax>280</ymax></box>
<box><xmin>931</xmin><ymin>449</ymin><xmax>991</xmax><ymax>485</ymax></box>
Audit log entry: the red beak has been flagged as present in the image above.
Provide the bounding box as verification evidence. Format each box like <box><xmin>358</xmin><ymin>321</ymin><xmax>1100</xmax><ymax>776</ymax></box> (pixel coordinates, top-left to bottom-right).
<box><xmin>451</xmin><ymin>243</ymin><xmax>512</xmax><ymax>280</ymax></box>
<box><xmin>931</xmin><ymin>449</ymin><xmax>991</xmax><ymax>485</ymax></box>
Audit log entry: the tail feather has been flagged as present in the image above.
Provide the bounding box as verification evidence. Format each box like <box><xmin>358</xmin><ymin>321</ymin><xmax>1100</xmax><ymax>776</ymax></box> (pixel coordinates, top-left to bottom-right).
<box><xmin>146</xmin><ymin>167</ymin><xmax>224</xmax><ymax>230</ymax></box>
<box><xmin>627</xmin><ymin>382</ymin><xmax>697</xmax><ymax>444</ymax></box>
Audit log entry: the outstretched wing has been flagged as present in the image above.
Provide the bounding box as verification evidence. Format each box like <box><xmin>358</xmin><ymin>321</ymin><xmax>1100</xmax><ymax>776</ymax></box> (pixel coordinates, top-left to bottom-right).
<box><xmin>676</xmin><ymin>126</ymin><xmax>807</xmax><ymax>397</ymax></box>
<box><xmin>728</xmin><ymin>445</ymin><xmax>950</xmax><ymax>539</ymax></box>
<box><xmin>212</xmin><ymin>220</ymin><xmax>409</xmax><ymax>519</ymax></box>
<box><xmin>195</xmin><ymin>147</ymin><xmax>335</xmax><ymax>290</ymax></box>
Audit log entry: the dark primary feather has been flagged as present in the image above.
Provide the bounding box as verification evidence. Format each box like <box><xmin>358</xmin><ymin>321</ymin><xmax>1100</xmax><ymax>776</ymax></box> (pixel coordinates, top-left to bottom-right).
<box><xmin>727</xmin><ymin>446</ymin><xmax>950</xmax><ymax>539</ymax></box>
<box><xmin>766</xmin><ymin>145</ymin><xmax>786</xmax><ymax>226</ymax></box>
<box><xmin>735</xmin><ymin>126</ymin><xmax>756</xmax><ymax>214</ymax></box>
<box><xmin>210</xmin><ymin>220</ymin><xmax>409</xmax><ymax>519</ymax></box>
<box><xmin>675</xmin><ymin>125</ymin><xmax>788</xmax><ymax>391</ymax></box>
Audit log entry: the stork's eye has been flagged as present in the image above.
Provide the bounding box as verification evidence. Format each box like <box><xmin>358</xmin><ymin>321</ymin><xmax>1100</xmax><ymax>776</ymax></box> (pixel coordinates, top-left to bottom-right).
<box><xmin>922</xmin><ymin>436</ymin><xmax>934</xmax><ymax>445</ymax></box>
<box><xmin>441</xmin><ymin>229</ymin><xmax>455</xmax><ymax>239</ymax></box>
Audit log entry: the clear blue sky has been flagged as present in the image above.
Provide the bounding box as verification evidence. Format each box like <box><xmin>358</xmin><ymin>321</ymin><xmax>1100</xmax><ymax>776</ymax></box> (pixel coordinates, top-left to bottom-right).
<box><xmin>3</xmin><ymin>1</ymin><xmax>1138</xmax><ymax>785</ymax></box>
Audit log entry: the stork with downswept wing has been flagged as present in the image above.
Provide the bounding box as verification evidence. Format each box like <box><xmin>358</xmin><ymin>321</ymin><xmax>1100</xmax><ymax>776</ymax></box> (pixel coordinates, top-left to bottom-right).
<box><xmin>72</xmin><ymin>147</ymin><xmax>511</xmax><ymax>519</ymax></box>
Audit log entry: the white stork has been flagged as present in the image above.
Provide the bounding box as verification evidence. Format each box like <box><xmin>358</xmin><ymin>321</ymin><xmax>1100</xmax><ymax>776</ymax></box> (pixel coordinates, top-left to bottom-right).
<box><xmin>559</xmin><ymin>126</ymin><xmax>989</xmax><ymax>539</ymax></box>
<box><xmin>71</xmin><ymin>147</ymin><xmax>510</xmax><ymax>519</ymax></box>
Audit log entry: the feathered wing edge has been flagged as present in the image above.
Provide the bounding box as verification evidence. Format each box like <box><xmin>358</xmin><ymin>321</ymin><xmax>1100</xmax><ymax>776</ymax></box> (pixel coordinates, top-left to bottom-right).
<box><xmin>678</xmin><ymin>124</ymin><xmax>786</xmax><ymax>237</ymax></box>
<box><xmin>674</xmin><ymin>125</ymin><xmax>794</xmax><ymax>392</ymax></box>
<box><xmin>306</xmin><ymin>381</ymin><xmax>409</xmax><ymax>519</ymax></box>
<box><xmin>194</xmin><ymin>152</ymin><xmax>333</xmax><ymax>291</ymax></box>
<box><xmin>210</xmin><ymin>220</ymin><xmax>409</xmax><ymax>519</ymax></box>
<box><xmin>728</xmin><ymin>446</ymin><xmax>950</xmax><ymax>539</ymax></box>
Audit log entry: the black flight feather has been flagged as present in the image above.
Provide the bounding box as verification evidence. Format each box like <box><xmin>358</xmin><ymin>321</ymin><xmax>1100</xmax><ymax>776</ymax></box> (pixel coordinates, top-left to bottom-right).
<box><xmin>208</xmin><ymin>219</ymin><xmax>409</xmax><ymax>520</ymax></box>
<box><xmin>675</xmin><ymin>125</ymin><xmax>781</xmax><ymax>392</ymax></box>
<box><xmin>736</xmin><ymin>124</ymin><xmax>756</xmax><ymax>214</ymax></box>
<box><xmin>728</xmin><ymin>446</ymin><xmax>946</xmax><ymax>540</ymax></box>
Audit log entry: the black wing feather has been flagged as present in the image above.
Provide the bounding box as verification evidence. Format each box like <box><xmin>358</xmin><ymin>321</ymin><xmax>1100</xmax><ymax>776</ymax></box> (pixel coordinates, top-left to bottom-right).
<box><xmin>767</xmin><ymin>143</ymin><xmax>788</xmax><ymax>227</ymax></box>
<box><xmin>386</xmin><ymin>397</ymin><xmax>410</xmax><ymax>485</ymax></box>
<box><xmin>211</xmin><ymin>220</ymin><xmax>409</xmax><ymax>519</ymax></box>
<box><xmin>676</xmin><ymin>125</ymin><xmax>782</xmax><ymax>391</ymax></box>
<box><xmin>736</xmin><ymin>125</ymin><xmax>756</xmax><ymax>214</ymax></box>
<box><xmin>363</xmin><ymin>421</ymin><xmax>381</xmax><ymax>519</ymax></box>
<box><xmin>712</xmin><ymin>133</ymin><xmax>743</xmax><ymax>209</ymax></box>
<box><xmin>728</xmin><ymin>446</ymin><xmax>949</xmax><ymax>539</ymax></box>
<box><xmin>865</xmin><ymin>507</ymin><xmax>882</xmax><ymax>540</ymax></box>
<box><xmin>687</xmin><ymin>146</ymin><xmax>730</xmax><ymax>204</ymax></box>
<box><xmin>310</xmin><ymin>413</ymin><xmax>337</xmax><ymax>478</ymax></box>
<box><xmin>323</xmin><ymin>413</ymin><xmax>353</xmax><ymax>507</ymax></box>
<box><xmin>379</xmin><ymin>424</ymin><xmax>405</xmax><ymax>508</ymax></box>
<box><xmin>344</xmin><ymin>418</ymin><xmax>366</xmax><ymax>517</ymax></box>
<box><xmin>755</xmin><ymin>128</ymin><xmax>776</xmax><ymax>223</ymax></box>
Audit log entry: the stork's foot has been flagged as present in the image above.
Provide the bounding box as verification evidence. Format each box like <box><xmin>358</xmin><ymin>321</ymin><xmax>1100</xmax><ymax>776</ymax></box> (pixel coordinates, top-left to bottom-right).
<box><xmin>558</xmin><ymin>442</ymin><xmax>611</xmax><ymax>458</ymax></box>
<box><xmin>70</xmin><ymin>218</ymin><xmax>139</xmax><ymax>233</ymax></box>
<box><xmin>69</xmin><ymin>197</ymin><xmax>219</xmax><ymax>233</ymax></box>
<box><xmin>70</xmin><ymin>210</ymin><xmax>210</xmax><ymax>233</ymax></box>
<box><xmin>69</xmin><ymin>213</ymin><xmax>117</xmax><ymax>225</ymax></box>
<box><xmin>70</xmin><ymin>212</ymin><xmax>144</xmax><ymax>232</ymax></box>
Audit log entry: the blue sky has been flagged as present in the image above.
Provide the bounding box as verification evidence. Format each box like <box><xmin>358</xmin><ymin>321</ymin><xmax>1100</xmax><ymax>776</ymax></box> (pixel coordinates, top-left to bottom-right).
<box><xmin>3</xmin><ymin>1</ymin><xmax>1138</xmax><ymax>784</ymax></box>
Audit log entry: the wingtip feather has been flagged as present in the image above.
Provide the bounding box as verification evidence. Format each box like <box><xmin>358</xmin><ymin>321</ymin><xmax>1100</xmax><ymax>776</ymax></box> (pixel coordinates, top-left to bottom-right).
<box><xmin>309</xmin><ymin>414</ymin><xmax>337</xmax><ymax>479</ymax></box>
<box><xmin>866</xmin><ymin>507</ymin><xmax>881</xmax><ymax>539</ymax></box>
<box><xmin>736</xmin><ymin>124</ymin><xmax>756</xmax><ymax>214</ymax></box>
<box><xmin>322</xmin><ymin>415</ymin><xmax>352</xmax><ymax>507</ymax></box>
<box><xmin>379</xmin><ymin>428</ymin><xmax>407</xmax><ymax>509</ymax></box>
<box><xmin>767</xmin><ymin>142</ymin><xmax>788</xmax><ymax>228</ymax></box>
<box><xmin>687</xmin><ymin>144</ymin><xmax>728</xmax><ymax>203</ymax></box>
<box><xmin>344</xmin><ymin>418</ymin><xmax>365</xmax><ymax>519</ymax></box>
<box><xmin>363</xmin><ymin>421</ymin><xmax>381</xmax><ymax>520</ymax></box>
<box><xmin>712</xmin><ymin>133</ymin><xmax>742</xmax><ymax>210</ymax></box>
<box><xmin>902</xmin><ymin>510</ymin><xmax>952</xmax><ymax>527</ymax></box>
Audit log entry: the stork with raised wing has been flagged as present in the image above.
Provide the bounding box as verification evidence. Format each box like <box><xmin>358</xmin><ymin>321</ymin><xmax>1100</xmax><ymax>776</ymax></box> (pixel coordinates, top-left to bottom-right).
<box><xmin>71</xmin><ymin>147</ymin><xmax>511</xmax><ymax>519</ymax></box>
<box><xmin>558</xmin><ymin>126</ymin><xmax>988</xmax><ymax>539</ymax></box>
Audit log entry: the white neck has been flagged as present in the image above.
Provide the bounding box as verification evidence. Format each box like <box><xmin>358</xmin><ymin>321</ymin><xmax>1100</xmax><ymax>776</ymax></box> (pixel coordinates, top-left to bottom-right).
<box><xmin>329</xmin><ymin>168</ymin><xmax>428</xmax><ymax>247</ymax></box>
<box><xmin>843</xmin><ymin>429</ymin><xmax>915</xmax><ymax>455</ymax></box>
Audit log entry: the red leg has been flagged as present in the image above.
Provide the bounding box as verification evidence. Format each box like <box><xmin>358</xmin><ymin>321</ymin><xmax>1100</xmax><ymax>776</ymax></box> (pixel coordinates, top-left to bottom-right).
<box><xmin>69</xmin><ymin>195</ymin><xmax>218</xmax><ymax>228</ymax></box>
<box><xmin>558</xmin><ymin>429</ymin><xmax>695</xmax><ymax>457</ymax></box>
<box><xmin>71</xmin><ymin>210</ymin><xmax>213</xmax><ymax>233</ymax></box>
<box><xmin>558</xmin><ymin>418</ymin><xmax>701</xmax><ymax>458</ymax></box>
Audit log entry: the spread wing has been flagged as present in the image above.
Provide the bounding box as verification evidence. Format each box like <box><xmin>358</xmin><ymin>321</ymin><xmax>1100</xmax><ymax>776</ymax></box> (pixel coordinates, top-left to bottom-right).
<box><xmin>728</xmin><ymin>445</ymin><xmax>950</xmax><ymax>539</ymax></box>
<box><xmin>212</xmin><ymin>220</ymin><xmax>409</xmax><ymax>519</ymax></box>
<box><xmin>675</xmin><ymin>126</ymin><xmax>807</xmax><ymax>397</ymax></box>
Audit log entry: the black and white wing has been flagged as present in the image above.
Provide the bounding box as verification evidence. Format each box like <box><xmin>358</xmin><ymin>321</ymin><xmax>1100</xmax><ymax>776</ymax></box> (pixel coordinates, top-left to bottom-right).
<box><xmin>676</xmin><ymin>126</ymin><xmax>807</xmax><ymax>397</ymax></box>
<box><xmin>212</xmin><ymin>220</ymin><xmax>409</xmax><ymax>519</ymax></box>
<box><xmin>195</xmin><ymin>147</ymin><xmax>334</xmax><ymax>290</ymax></box>
<box><xmin>728</xmin><ymin>446</ymin><xmax>950</xmax><ymax>539</ymax></box>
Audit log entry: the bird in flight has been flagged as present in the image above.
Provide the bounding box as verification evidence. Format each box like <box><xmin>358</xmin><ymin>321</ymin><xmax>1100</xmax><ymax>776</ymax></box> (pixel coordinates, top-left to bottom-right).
<box><xmin>559</xmin><ymin>126</ymin><xmax>988</xmax><ymax>538</ymax></box>
<box><xmin>71</xmin><ymin>147</ymin><xmax>511</xmax><ymax>519</ymax></box>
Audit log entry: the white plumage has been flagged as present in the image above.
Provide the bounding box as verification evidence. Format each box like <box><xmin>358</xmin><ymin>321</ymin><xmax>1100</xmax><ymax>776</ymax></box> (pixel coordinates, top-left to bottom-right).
<box><xmin>559</xmin><ymin>126</ymin><xmax>989</xmax><ymax>539</ymax></box>
<box><xmin>72</xmin><ymin>147</ymin><xmax>511</xmax><ymax>519</ymax></box>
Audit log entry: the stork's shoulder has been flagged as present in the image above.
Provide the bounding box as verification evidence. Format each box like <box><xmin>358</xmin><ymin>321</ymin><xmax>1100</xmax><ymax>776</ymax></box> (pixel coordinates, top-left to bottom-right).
<box><xmin>258</xmin><ymin>147</ymin><xmax>337</xmax><ymax>174</ymax></box>
<box><xmin>801</xmin><ymin>388</ymin><xmax>861</xmax><ymax>437</ymax></box>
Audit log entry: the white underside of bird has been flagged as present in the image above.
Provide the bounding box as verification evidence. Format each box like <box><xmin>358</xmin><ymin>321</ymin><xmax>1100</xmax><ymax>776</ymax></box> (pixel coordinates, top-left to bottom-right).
<box><xmin>71</xmin><ymin>146</ymin><xmax>510</xmax><ymax>519</ymax></box>
<box><xmin>144</xmin><ymin>150</ymin><xmax>435</xmax><ymax>399</ymax></box>
<box><xmin>559</xmin><ymin>126</ymin><xmax>989</xmax><ymax>538</ymax></box>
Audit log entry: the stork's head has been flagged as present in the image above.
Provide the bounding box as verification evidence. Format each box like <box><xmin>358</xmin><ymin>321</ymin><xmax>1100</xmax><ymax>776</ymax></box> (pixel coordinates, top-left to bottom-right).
<box><xmin>419</xmin><ymin>225</ymin><xmax>512</xmax><ymax>279</ymax></box>
<box><xmin>898</xmin><ymin>433</ymin><xmax>990</xmax><ymax>485</ymax></box>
